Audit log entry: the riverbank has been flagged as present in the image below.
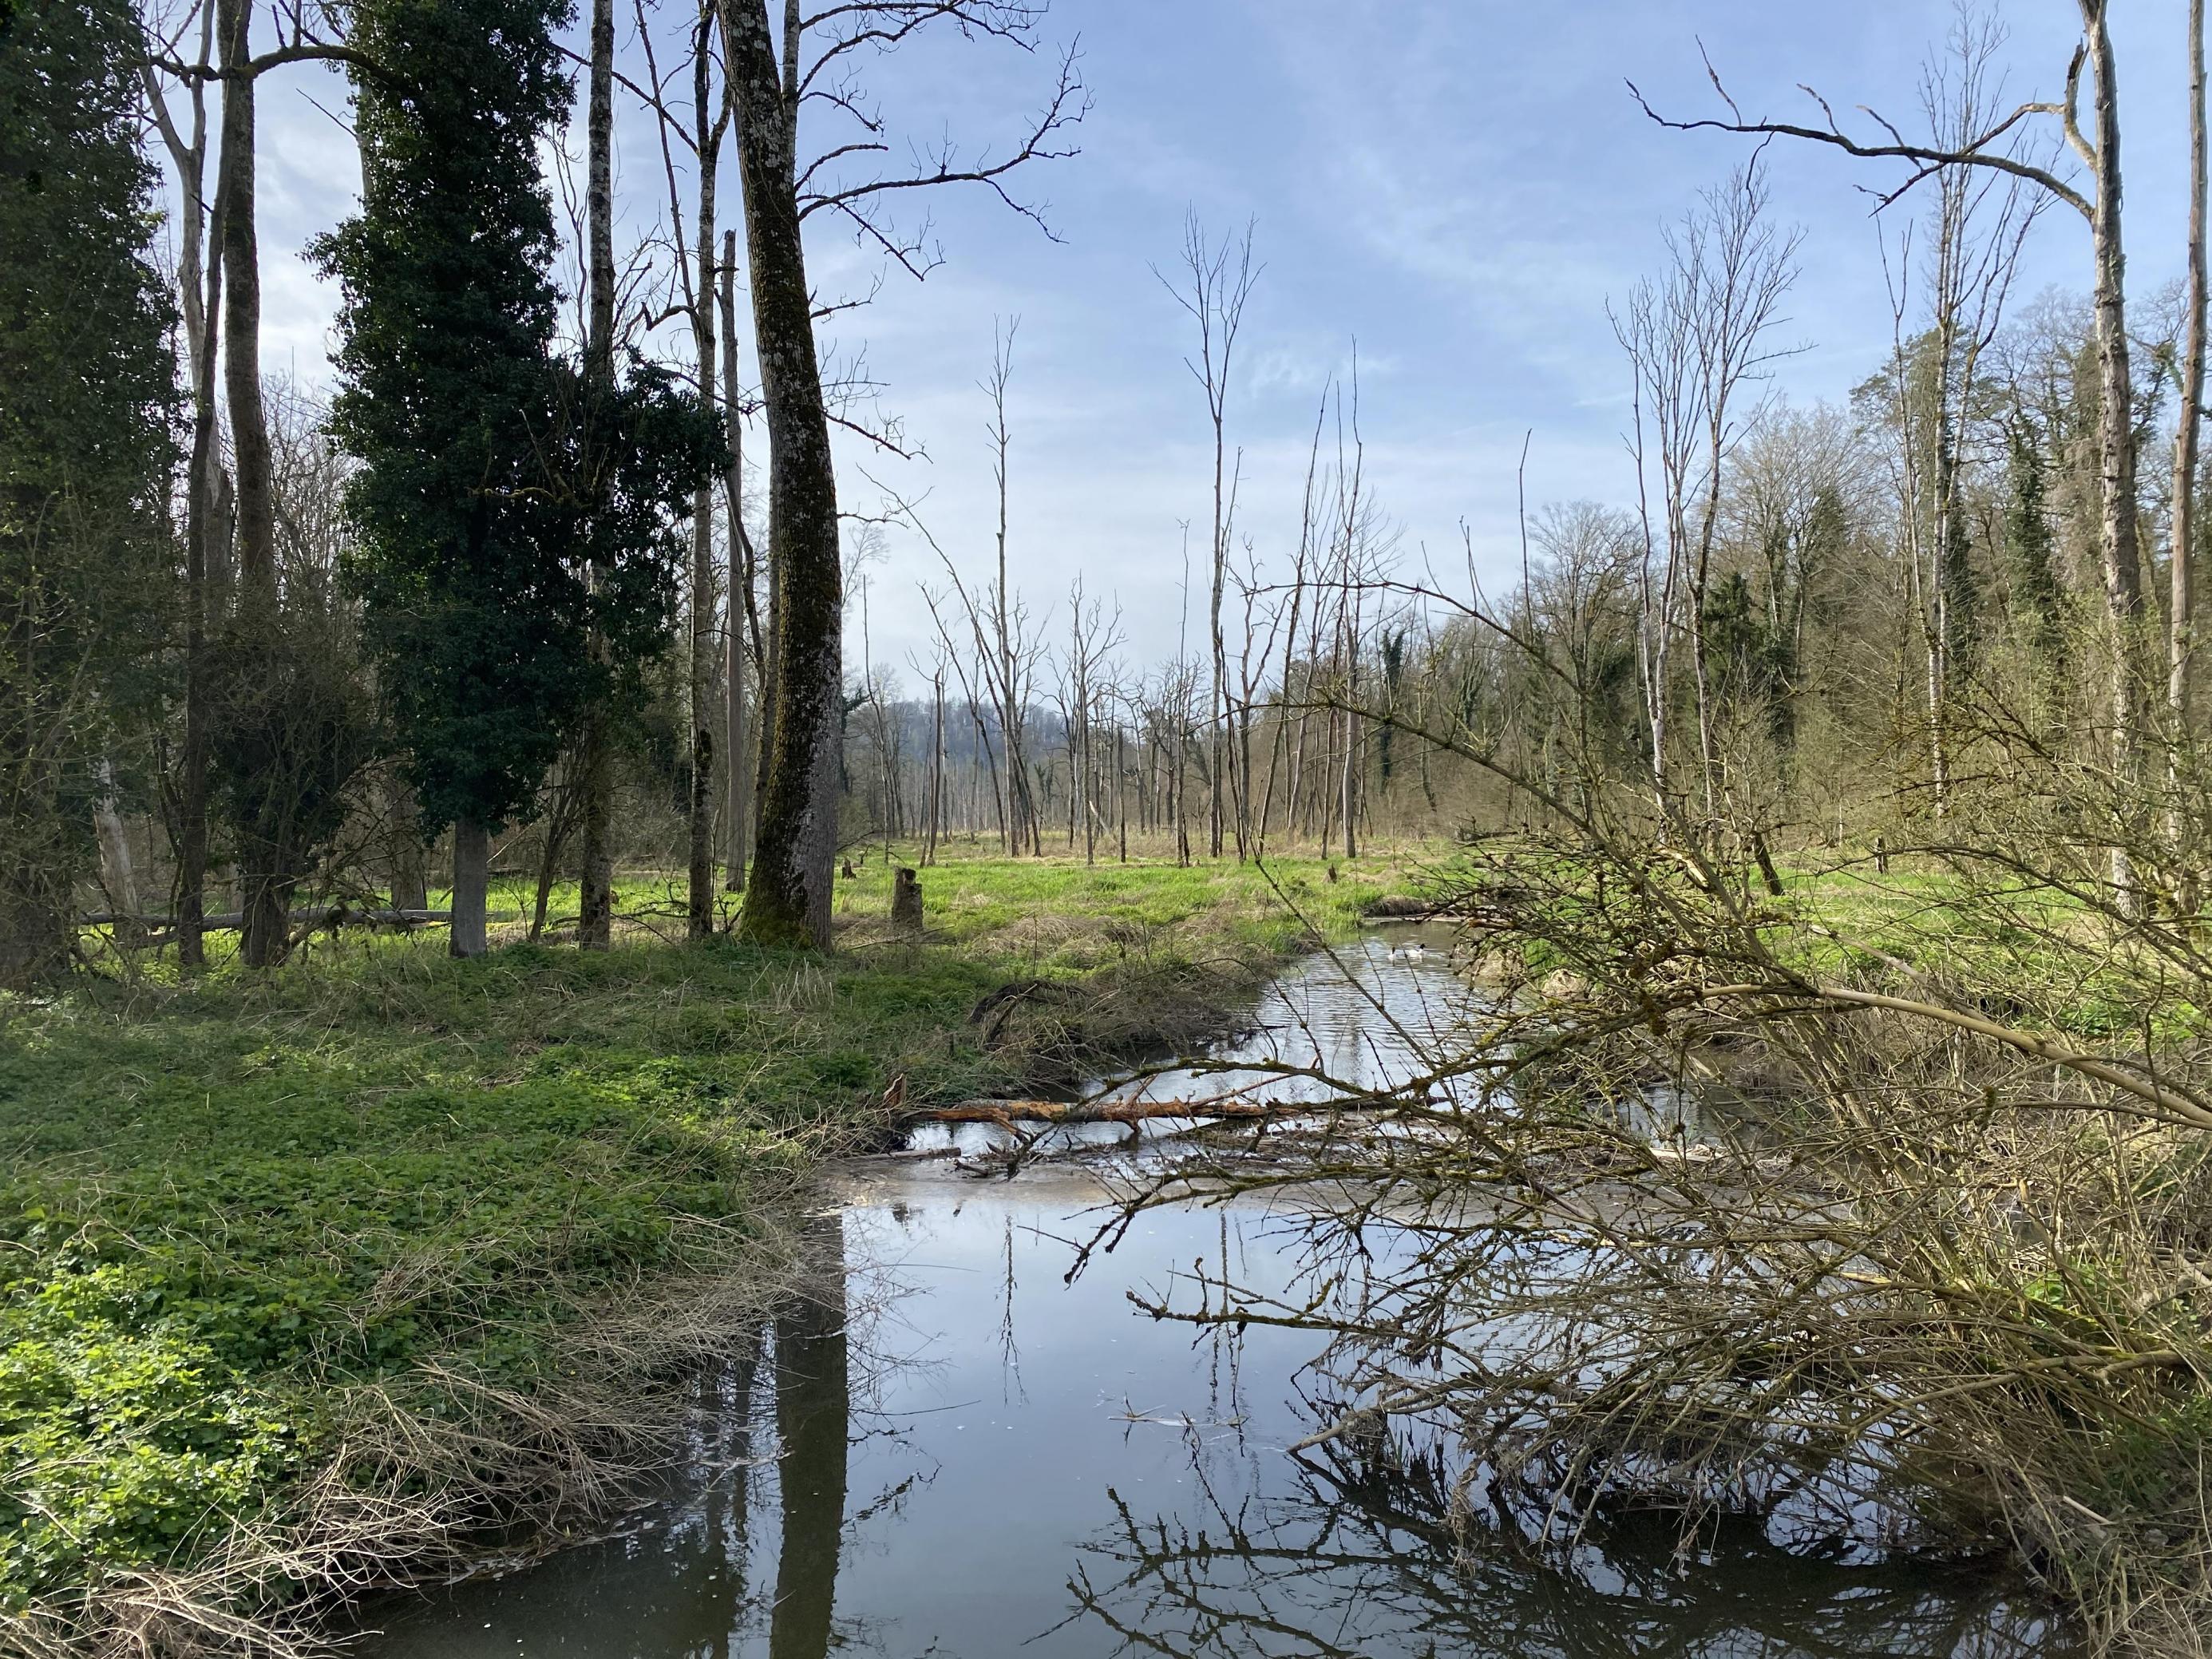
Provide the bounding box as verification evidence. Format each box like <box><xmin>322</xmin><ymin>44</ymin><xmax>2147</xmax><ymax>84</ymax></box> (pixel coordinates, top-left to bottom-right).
<box><xmin>0</xmin><ymin>853</ymin><xmax>1401</xmax><ymax>1654</ymax></box>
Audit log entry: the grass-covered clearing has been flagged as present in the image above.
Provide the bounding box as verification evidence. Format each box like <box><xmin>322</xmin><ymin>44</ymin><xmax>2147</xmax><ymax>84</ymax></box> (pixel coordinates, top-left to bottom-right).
<box><xmin>0</xmin><ymin>852</ymin><xmax>1397</xmax><ymax>1645</ymax></box>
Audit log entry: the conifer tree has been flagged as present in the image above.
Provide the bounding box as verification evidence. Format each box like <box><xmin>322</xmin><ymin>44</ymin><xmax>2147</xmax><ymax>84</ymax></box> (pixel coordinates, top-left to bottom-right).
<box><xmin>0</xmin><ymin>0</ymin><xmax>175</xmax><ymax>984</ymax></box>
<box><xmin>317</xmin><ymin>0</ymin><xmax>583</xmax><ymax>956</ymax></box>
<box><xmin>319</xmin><ymin>0</ymin><xmax>714</xmax><ymax>956</ymax></box>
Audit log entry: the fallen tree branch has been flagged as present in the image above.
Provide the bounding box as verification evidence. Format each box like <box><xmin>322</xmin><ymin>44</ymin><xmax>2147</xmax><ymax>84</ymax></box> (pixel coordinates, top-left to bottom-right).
<box><xmin>83</xmin><ymin>907</ymin><xmax>452</xmax><ymax>932</ymax></box>
<box><xmin>905</xmin><ymin>1095</ymin><xmax>1411</xmax><ymax>1125</ymax></box>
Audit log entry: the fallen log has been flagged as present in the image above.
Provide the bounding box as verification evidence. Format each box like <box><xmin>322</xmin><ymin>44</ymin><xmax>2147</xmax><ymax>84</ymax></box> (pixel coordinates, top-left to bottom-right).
<box><xmin>81</xmin><ymin>907</ymin><xmax>452</xmax><ymax>934</ymax></box>
<box><xmin>905</xmin><ymin>1096</ymin><xmax>1419</xmax><ymax>1125</ymax></box>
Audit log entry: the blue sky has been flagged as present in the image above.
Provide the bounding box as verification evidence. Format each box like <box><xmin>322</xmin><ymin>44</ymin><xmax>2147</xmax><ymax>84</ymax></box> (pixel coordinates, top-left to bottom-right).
<box><xmin>231</xmin><ymin>0</ymin><xmax>2192</xmax><ymax>679</ymax></box>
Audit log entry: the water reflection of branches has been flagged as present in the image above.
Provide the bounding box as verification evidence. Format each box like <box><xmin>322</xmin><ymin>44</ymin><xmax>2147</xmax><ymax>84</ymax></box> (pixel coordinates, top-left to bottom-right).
<box><xmin>1059</xmin><ymin>1425</ymin><xmax>2068</xmax><ymax>1659</ymax></box>
<box><xmin>1062</xmin><ymin>922</ymin><xmax>2113</xmax><ymax>1647</ymax></box>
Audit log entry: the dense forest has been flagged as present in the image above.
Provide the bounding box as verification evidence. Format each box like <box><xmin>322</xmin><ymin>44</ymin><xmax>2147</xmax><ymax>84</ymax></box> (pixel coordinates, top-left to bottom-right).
<box><xmin>11</xmin><ymin>0</ymin><xmax>2212</xmax><ymax>1655</ymax></box>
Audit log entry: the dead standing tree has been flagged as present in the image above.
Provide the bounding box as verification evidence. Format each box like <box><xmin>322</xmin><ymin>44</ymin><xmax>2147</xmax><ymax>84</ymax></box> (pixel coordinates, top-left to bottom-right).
<box><xmin>1057</xmin><ymin>576</ymin><xmax>1123</xmax><ymax>864</ymax></box>
<box><xmin>1160</xmin><ymin>214</ymin><xmax>1258</xmax><ymax>860</ymax></box>
<box><xmin>1612</xmin><ymin>160</ymin><xmax>1800</xmax><ymax>825</ymax></box>
<box><xmin>983</xmin><ymin>319</ymin><xmax>1043</xmax><ymax>854</ymax></box>
<box><xmin>716</xmin><ymin>0</ymin><xmax>1083</xmax><ymax>948</ymax></box>
<box><xmin>900</xmin><ymin>470</ymin><xmax>1051</xmax><ymax>857</ymax></box>
<box><xmin>1633</xmin><ymin>0</ymin><xmax>2149</xmax><ymax>903</ymax></box>
<box><xmin>2174</xmin><ymin>0</ymin><xmax>2207</xmax><ymax>879</ymax></box>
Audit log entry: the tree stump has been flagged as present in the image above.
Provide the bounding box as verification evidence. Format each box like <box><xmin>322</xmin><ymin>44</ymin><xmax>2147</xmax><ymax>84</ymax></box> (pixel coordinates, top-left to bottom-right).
<box><xmin>891</xmin><ymin>866</ymin><xmax>924</xmax><ymax>934</ymax></box>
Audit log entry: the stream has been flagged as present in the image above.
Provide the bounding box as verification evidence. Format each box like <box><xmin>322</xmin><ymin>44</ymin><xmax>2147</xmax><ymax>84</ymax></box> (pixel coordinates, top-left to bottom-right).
<box><xmin>360</xmin><ymin>927</ymin><xmax>2075</xmax><ymax>1659</ymax></box>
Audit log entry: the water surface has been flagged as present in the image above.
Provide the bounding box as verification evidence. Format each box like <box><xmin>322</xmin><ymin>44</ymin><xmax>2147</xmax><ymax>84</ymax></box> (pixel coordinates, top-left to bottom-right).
<box><xmin>361</xmin><ymin>928</ymin><xmax>2070</xmax><ymax>1659</ymax></box>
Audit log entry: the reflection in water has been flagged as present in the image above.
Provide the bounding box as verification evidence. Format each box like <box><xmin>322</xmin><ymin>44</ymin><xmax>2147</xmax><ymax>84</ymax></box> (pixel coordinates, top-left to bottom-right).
<box><xmin>359</xmin><ymin>928</ymin><xmax>2072</xmax><ymax>1659</ymax></box>
<box><xmin>768</xmin><ymin>1212</ymin><xmax>846</xmax><ymax>1659</ymax></box>
<box><xmin>1066</xmin><ymin>1433</ymin><xmax>2063</xmax><ymax>1659</ymax></box>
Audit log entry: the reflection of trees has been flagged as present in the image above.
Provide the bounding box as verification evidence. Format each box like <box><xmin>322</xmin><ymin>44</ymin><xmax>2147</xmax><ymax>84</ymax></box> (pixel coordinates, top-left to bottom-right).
<box><xmin>1062</xmin><ymin>1427</ymin><xmax>2068</xmax><ymax>1659</ymax></box>
<box><xmin>770</xmin><ymin>1209</ymin><xmax>850</xmax><ymax>1659</ymax></box>
<box><xmin>657</xmin><ymin>1337</ymin><xmax>758</xmax><ymax>1659</ymax></box>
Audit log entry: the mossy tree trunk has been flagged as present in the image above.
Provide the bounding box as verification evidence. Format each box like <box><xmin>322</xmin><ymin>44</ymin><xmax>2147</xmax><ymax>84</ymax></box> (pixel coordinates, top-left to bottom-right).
<box><xmin>726</xmin><ymin>0</ymin><xmax>841</xmax><ymax>950</ymax></box>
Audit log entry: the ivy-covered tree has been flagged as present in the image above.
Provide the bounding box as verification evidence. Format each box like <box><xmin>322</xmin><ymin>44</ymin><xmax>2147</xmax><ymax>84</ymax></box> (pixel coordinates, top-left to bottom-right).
<box><xmin>315</xmin><ymin>0</ymin><xmax>585</xmax><ymax>956</ymax></box>
<box><xmin>0</xmin><ymin>0</ymin><xmax>176</xmax><ymax>985</ymax></box>
<box><xmin>318</xmin><ymin>0</ymin><xmax>714</xmax><ymax>956</ymax></box>
<box><xmin>2005</xmin><ymin>422</ymin><xmax>2071</xmax><ymax>695</ymax></box>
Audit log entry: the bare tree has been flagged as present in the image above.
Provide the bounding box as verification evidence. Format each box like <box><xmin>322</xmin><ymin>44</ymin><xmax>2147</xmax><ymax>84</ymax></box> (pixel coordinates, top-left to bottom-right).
<box><xmin>1634</xmin><ymin>1</ymin><xmax>2150</xmax><ymax>903</ymax></box>
<box><xmin>1875</xmin><ymin>10</ymin><xmax>2041</xmax><ymax>818</ymax></box>
<box><xmin>1059</xmin><ymin>578</ymin><xmax>1123</xmax><ymax>865</ymax></box>
<box><xmin>140</xmin><ymin>0</ymin><xmax>224</xmax><ymax>965</ymax></box>
<box><xmin>140</xmin><ymin>0</ymin><xmax>370</xmax><ymax>968</ymax></box>
<box><xmin>638</xmin><ymin>0</ymin><xmax>735</xmax><ymax>938</ymax></box>
<box><xmin>1161</xmin><ymin>214</ymin><xmax>1258</xmax><ymax>859</ymax></box>
<box><xmin>1614</xmin><ymin>160</ymin><xmax>1801</xmax><ymax>820</ymax></box>
<box><xmin>981</xmin><ymin>320</ymin><xmax>1043</xmax><ymax>855</ymax></box>
<box><xmin>2174</xmin><ymin>0</ymin><xmax>2208</xmax><ymax>878</ymax></box>
<box><xmin>923</xmin><ymin>655</ymin><xmax>946</xmax><ymax>864</ymax></box>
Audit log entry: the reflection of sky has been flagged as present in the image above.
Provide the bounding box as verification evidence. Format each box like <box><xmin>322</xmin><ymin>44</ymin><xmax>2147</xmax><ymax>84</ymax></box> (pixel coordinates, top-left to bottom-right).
<box><xmin>362</xmin><ymin>1174</ymin><xmax>2070</xmax><ymax>1659</ymax></box>
<box><xmin>1128</xmin><ymin>921</ymin><xmax>1474</xmax><ymax>1107</ymax></box>
<box><xmin>900</xmin><ymin>921</ymin><xmax>1476</xmax><ymax>1162</ymax></box>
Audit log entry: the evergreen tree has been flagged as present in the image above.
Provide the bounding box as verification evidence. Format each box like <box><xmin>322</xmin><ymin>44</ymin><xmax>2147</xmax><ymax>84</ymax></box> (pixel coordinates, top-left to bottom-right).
<box><xmin>0</xmin><ymin>0</ymin><xmax>176</xmax><ymax>984</ymax></box>
<box><xmin>315</xmin><ymin>0</ymin><xmax>578</xmax><ymax>954</ymax></box>
<box><xmin>318</xmin><ymin>0</ymin><xmax>714</xmax><ymax>955</ymax></box>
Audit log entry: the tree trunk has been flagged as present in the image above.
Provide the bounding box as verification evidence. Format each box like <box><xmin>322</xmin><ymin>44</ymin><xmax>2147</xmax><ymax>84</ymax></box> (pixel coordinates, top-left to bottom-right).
<box><xmin>450</xmin><ymin>819</ymin><xmax>489</xmax><ymax>958</ymax></box>
<box><xmin>924</xmin><ymin>669</ymin><xmax>944</xmax><ymax>865</ymax></box>
<box><xmin>1117</xmin><ymin>723</ymin><xmax>1128</xmax><ymax>861</ymax></box>
<box><xmin>218</xmin><ymin>0</ymin><xmax>286</xmax><ymax>969</ymax></box>
<box><xmin>387</xmin><ymin>774</ymin><xmax>429</xmax><ymax>910</ymax></box>
<box><xmin>1209</xmin><ymin>509</ymin><xmax>1228</xmax><ymax>861</ymax></box>
<box><xmin>1339</xmin><ymin>705</ymin><xmax>1359</xmax><ymax>860</ymax></box>
<box><xmin>144</xmin><ymin>23</ymin><xmax>222</xmax><ymax>968</ymax></box>
<box><xmin>2174</xmin><ymin>0</ymin><xmax>2207</xmax><ymax>885</ymax></box>
<box><xmin>721</xmin><ymin>232</ymin><xmax>754</xmax><ymax>893</ymax></box>
<box><xmin>728</xmin><ymin>0</ymin><xmax>844</xmax><ymax>950</ymax></box>
<box><xmin>176</xmin><ymin>203</ymin><xmax>226</xmax><ymax>968</ymax></box>
<box><xmin>1690</xmin><ymin>422</ymin><xmax>1723</xmax><ymax>817</ymax></box>
<box><xmin>217</xmin><ymin>0</ymin><xmax>272</xmax><ymax>613</ymax></box>
<box><xmin>687</xmin><ymin>13</ymin><xmax>721</xmax><ymax>941</ymax></box>
<box><xmin>577</xmin><ymin>0</ymin><xmax>618</xmax><ymax>951</ymax></box>
<box><xmin>93</xmin><ymin>761</ymin><xmax>141</xmax><ymax>940</ymax></box>
<box><xmin>2083</xmin><ymin>0</ymin><xmax>2148</xmax><ymax>908</ymax></box>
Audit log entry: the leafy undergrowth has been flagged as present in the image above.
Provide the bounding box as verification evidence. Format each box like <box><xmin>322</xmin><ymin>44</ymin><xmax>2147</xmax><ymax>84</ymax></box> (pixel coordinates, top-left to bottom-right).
<box><xmin>0</xmin><ymin>850</ymin><xmax>1397</xmax><ymax>1644</ymax></box>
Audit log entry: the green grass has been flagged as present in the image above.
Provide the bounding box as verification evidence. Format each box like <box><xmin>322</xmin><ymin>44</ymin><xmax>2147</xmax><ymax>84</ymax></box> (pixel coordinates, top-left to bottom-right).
<box><xmin>1455</xmin><ymin>836</ymin><xmax>2197</xmax><ymax>1044</ymax></box>
<box><xmin>0</xmin><ymin>849</ymin><xmax>1404</xmax><ymax>1629</ymax></box>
